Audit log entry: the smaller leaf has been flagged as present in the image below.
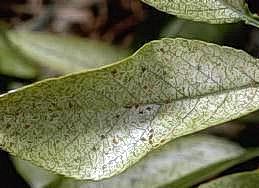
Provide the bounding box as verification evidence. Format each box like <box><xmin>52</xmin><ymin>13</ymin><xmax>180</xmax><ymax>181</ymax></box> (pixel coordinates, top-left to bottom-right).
<box><xmin>0</xmin><ymin>31</ymin><xmax>37</xmax><ymax>78</ymax></box>
<box><xmin>6</xmin><ymin>31</ymin><xmax>129</xmax><ymax>74</ymax></box>
<box><xmin>12</xmin><ymin>135</ymin><xmax>259</xmax><ymax>188</ymax></box>
<box><xmin>141</xmin><ymin>0</ymin><xmax>259</xmax><ymax>27</ymax></box>
<box><xmin>160</xmin><ymin>18</ymin><xmax>239</xmax><ymax>44</ymax></box>
<box><xmin>198</xmin><ymin>170</ymin><xmax>259</xmax><ymax>188</ymax></box>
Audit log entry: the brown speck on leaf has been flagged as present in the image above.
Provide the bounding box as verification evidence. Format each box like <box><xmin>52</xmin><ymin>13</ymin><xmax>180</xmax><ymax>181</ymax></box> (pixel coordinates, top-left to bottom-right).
<box><xmin>149</xmin><ymin>140</ymin><xmax>153</xmax><ymax>144</ymax></box>
<box><xmin>6</xmin><ymin>124</ymin><xmax>11</xmax><ymax>129</ymax></box>
<box><xmin>140</xmin><ymin>137</ymin><xmax>147</xmax><ymax>142</ymax></box>
<box><xmin>101</xmin><ymin>135</ymin><xmax>106</xmax><ymax>139</ymax></box>
<box><xmin>149</xmin><ymin>134</ymin><xmax>153</xmax><ymax>140</ymax></box>
<box><xmin>92</xmin><ymin>146</ymin><xmax>97</xmax><ymax>151</ymax></box>
<box><xmin>160</xmin><ymin>48</ymin><xmax>165</xmax><ymax>53</ymax></box>
<box><xmin>143</xmin><ymin>85</ymin><xmax>148</xmax><ymax>90</ymax></box>
<box><xmin>24</xmin><ymin>124</ymin><xmax>30</xmax><ymax>129</ymax></box>
<box><xmin>68</xmin><ymin>102</ymin><xmax>73</xmax><ymax>108</ymax></box>
<box><xmin>111</xmin><ymin>69</ymin><xmax>117</xmax><ymax>76</ymax></box>
<box><xmin>113</xmin><ymin>137</ymin><xmax>119</xmax><ymax>144</ymax></box>
<box><xmin>115</xmin><ymin>114</ymin><xmax>120</xmax><ymax>118</ymax></box>
<box><xmin>141</xmin><ymin>66</ymin><xmax>147</xmax><ymax>72</ymax></box>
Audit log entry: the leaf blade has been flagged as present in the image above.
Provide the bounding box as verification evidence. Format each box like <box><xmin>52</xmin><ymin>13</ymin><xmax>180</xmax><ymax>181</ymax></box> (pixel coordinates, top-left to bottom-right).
<box><xmin>1</xmin><ymin>38</ymin><xmax>259</xmax><ymax>180</ymax></box>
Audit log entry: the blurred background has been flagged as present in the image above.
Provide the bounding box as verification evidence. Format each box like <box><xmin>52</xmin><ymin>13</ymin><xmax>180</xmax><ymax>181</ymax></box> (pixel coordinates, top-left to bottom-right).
<box><xmin>0</xmin><ymin>0</ymin><xmax>259</xmax><ymax>187</ymax></box>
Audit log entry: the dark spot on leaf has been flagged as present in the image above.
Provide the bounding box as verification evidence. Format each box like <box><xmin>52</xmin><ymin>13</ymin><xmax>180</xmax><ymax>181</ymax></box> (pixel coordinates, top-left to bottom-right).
<box><xmin>111</xmin><ymin>69</ymin><xmax>117</xmax><ymax>76</ymax></box>
<box><xmin>140</xmin><ymin>137</ymin><xmax>147</xmax><ymax>142</ymax></box>
<box><xmin>146</xmin><ymin>106</ymin><xmax>152</xmax><ymax>111</ymax></box>
<box><xmin>124</xmin><ymin>105</ymin><xmax>132</xmax><ymax>109</ymax></box>
<box><xmin>115</xmin><ymin>114</ymin><xmax>120</xmax><ymax>118</ymax></box>
<box><xmin>6</xmin><ymin>124</ymin><xmax>11</xmax><ymax>129</ymax></box>
<box><xmin>141</xmin><ymin>66</ymin><xmax>147</xmax><ymax>73</ymax></box>
<box><xmin>139</xmin><ymin>110</ymin><xmax>143</xmax><ymax>114</ymax></box>
<box><xmin>68</xmin><ymin>102</ymin><xmax>73</xmax><ymax>108</ymax></box>
<box><xmin>149</xmin><ymin>140</ymin><xmax>153</xmax><ymax>144</ymax></box>
<box><xmin>143</xmin><ymin>85</ymin><xmax>148</xmax><ymax>90</ymax></box>
<box><xmin>149</xmin><ymin>134</ymin><xmax>153</xmax><ymax>140</ymax></box>
<box><xmin>134</xmin><ymin>104</ymin><xmax>139</xmax><ymax>108</ymax></box>
<box><xmin>24</xmin><ymin>124</ymin><xmax>30</xmax><ymax>129</ymax></box>
<box><xmin>92</xmin><ymin>146</ymin><xmax>97</xmax><ymax>151</ymax></box>
<box><xmin>113</xmin><ymin>137</ymin><xmax>119</xmax><ymax>144</ymax></box>
<box><xmin>149</xmin><ymin>129</ymin><xmax>154</xmax><ymax>133</ymax></box>
<box><xmin>101</xmin><ymin>135</ymin><xmax>106</xmax><ymax>139</ymax></box>
<box><xmin>159</xmin><ymin>48</ymin><xmax>165</xmax><ymax>53</ymax></box>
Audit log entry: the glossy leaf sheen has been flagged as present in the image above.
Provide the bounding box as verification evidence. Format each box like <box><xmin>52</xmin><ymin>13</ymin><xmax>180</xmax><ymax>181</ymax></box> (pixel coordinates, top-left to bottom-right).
<box><xmin>1</xmin><ymin>38</ymin><xmax>259</xmax><ymax>180</ymax></box>
<box><xmin>141</xmin><ymin>0</ymin><xmax>249</xmax><ymax>24</ymax></box>
<box><xmin>199</xmin><ymin>170</ymin><xmax>259</xmax><ymax>188</ymax></box>
<box><xmin>13</xmin><ymin>135</ymin><xmax>259</xmax><ymax>188</ymax></box>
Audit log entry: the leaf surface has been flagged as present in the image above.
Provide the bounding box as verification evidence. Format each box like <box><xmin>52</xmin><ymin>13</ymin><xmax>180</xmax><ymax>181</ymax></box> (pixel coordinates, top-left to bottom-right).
<box><xmin>198</xmin><ymin>170</ymin><xmax>259</xmax><ymax>188</ymax></box>
<box><xmin>1</xmin><ymin>38</ymin><xmax>259</xmax><ymax>180</ymax></box>
<box><xmin>141</xmin><ymin>0</ymin><xmax>259</xmax><ymax>26</ymax></box>
<box><xmin>12</xmin><ymin>135</ymin><xmax>259</xmax><ymax>188</ymax></box>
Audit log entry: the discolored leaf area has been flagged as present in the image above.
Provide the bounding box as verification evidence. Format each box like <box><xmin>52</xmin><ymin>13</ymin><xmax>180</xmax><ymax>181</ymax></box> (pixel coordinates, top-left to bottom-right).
<box><xmin>140</xmin><ymin>0</ymin><xmax>259</xmax><ymax>27</ymax></box>
<box><xmin>198</xmin><ymin>170</ymin><xmax>259</xmax><ymax>188</ymax></box>
<box><xmin>1</xmin><ymin>38</ymin><xmax>259</xmax><ymax>180</ymax></box>
<box><xmin>12</xmin><ymin>135</ymin><xmax>259</xmax><ymax>188</ymax></box>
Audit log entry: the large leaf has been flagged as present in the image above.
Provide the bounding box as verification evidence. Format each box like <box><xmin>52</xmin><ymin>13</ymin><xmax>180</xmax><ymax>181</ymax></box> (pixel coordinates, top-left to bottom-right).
<box><xmin>6</xmin><ymin>31</ymin><xmax>129</xmax><ymax>74</ymax></box>
<box><xmin>140</xmin><ymin>0</ymin><xmax>259</xmax><ymax>27</ymax></box>
<box><xmin>198</xmin><ymin>170</ymin><xmax>259</xmax><ymax>188</ymax></box>
<box><xmin>12</xmin><ymin>135</ymin><xmax>259</xmax><ymax>188</ymax></box>
<box><xmin>1</xmin><ymin>38</ymin><xmax>259</xmax><ymax>180</ymax></box>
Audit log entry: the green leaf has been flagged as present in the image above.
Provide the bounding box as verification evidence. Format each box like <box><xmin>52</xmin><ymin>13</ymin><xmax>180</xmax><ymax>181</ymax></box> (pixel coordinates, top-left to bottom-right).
<box><xmin>160</xmin><ymin>18</ymin><xmax>239</xmax><ymax>44</ymax></box>
<box><xmin>140</xmin><ymin>0</ymin><xmax>259</xmax><ymax>27</ymax></box>
<box><xmin>1</xmin><ymin>38</ymin><xmax>259</xmax><ymax>180</ymax></box>
<box><xmin>12</xmin><ymin>135</ymin><xmax>259</xmax><ymax>188</ymax></box>
<box><xmin>6</xmin><ymin>31</ymin><xmax>129</xmax><ymax>74</ymax></box>
<box><xmin>198</xmin><ymin>170</ymin><xmax>259</xmax><ymax>188</ymax></box>
<box><xmin>0</xmin><ymin>31</ymin><xmax>38</xmax><ymax>78</ymax></box>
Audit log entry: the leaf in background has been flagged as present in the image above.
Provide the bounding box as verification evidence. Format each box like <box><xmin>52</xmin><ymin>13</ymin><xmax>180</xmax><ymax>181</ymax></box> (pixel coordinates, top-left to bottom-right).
<box><xmin>12</xmin><ymin>135</ymin><xmax>259</xmax><ymax>188</ymax></box>
<box><xmin>140</xmin><ymin>0</ymin><xmax>259</xmax><ymax>27</ymax></box>
<box><xmin>0</xmin><ymin>31</ymin><xmax>38</xmax><ymax>79</ymax></box>
<box><xmin>198</xmin><ymin>170</ymin><xmax>259</xmax><ymax>188</ymax></box>
<box><xmin>1</xmin><ymin>38</ymin><xmax>259</xmax><ymax>180</ymax></box>
<box><xmin>6</xmin><ymin>31</ymin><xmax>129</xmax><ymax>75</ymax></box>
<box><xmin>160</xmin><ymin>18</ymin><xmax>239</xmax><ymax>44</ymax></box>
